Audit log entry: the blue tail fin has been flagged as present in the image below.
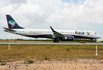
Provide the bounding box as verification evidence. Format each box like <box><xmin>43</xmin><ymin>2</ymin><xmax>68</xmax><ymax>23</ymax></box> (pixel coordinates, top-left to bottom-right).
<box><xmin>6</xmin><ymin>15</ymin><xmax>24</xmax><ymax>29</ymax></box>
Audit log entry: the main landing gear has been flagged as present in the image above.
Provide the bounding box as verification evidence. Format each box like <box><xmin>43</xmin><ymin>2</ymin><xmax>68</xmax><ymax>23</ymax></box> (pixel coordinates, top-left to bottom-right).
<box><xmin>91</xmin><ymin>39</ymin><xmax>93</xmax><ymax>43</ymax></box>
<box><xmin>53</xmin><ymin>38</ymin><xmax>59</xmax><ymax>43</ymax></box>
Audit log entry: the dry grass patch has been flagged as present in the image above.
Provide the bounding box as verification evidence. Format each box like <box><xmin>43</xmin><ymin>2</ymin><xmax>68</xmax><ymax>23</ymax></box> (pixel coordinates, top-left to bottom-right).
<box><xmin>0</xmin><ymin>45</ymin><xmax>103</xmax><ymax>61</ymax></box>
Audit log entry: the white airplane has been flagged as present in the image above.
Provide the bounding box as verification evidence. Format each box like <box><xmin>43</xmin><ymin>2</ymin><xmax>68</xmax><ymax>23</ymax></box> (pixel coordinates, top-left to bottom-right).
<box><xmin>4</xmin><ymin>15</ymin><xmax>101</xmax><ymax>42</ymax></box>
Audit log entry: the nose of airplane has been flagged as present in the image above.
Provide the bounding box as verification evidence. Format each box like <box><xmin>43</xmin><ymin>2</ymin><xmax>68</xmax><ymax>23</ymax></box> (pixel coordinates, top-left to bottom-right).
<box><xmin>97</xmin><ymin>34</ymin><xmax>101</xmax><ymax>39</ymax></box>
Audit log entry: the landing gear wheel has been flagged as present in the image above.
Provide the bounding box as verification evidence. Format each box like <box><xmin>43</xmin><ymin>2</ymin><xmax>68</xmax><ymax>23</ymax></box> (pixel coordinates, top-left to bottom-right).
<box><xmin>53</xmin><ymin>38</ymin><xmax>59</xmax><ymax>43</ymax></box>
<box><xmin>91</xmin><ymin>39</ymin><xmax>93</xmax><ymax>43</ymax></box>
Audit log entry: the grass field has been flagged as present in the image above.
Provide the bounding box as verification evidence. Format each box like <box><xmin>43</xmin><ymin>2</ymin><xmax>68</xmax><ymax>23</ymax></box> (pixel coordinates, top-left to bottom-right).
<box><xmin>0</xmin><ymin>45</ymin><xmax>103</xmax><ymax>61</ymax></box>
<box><xmin>0</xmin><ymin>39</ymin><xmax>98</xmax><ymax>43</ymax></box>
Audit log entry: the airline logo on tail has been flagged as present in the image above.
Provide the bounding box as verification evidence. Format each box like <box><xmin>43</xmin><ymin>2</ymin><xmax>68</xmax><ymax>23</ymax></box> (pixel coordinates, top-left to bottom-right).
<box><xmin>8</xmin><ymin>20</ymin><xmax>16</xmax><ymax>28</ymax></box>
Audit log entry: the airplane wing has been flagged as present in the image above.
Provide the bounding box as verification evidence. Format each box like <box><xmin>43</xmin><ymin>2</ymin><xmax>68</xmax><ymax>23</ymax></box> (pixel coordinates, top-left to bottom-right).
<box><xmin>3</xmin><ymin>27</ymin><xmax>16</xmax><ymax>32</ymax></box>
<box><xmin>50</xmin><ymin>26</ymin><xmax>65</xmax><ymax>38</ymax></box>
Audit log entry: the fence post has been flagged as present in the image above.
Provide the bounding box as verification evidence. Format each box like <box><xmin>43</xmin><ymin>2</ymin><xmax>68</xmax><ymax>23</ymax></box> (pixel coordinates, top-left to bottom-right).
<box><xmin>96</xmin><ymin>45</ymin><xmax>97</xmax><ymax>56</ymax></box>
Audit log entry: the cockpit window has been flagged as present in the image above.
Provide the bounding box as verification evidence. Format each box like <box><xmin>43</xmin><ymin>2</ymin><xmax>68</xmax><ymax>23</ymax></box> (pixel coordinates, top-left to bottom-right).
<box><xmin>94</xmin><ymin>32</ymin><xmax>97</xmax><ymax>34</ymax></box>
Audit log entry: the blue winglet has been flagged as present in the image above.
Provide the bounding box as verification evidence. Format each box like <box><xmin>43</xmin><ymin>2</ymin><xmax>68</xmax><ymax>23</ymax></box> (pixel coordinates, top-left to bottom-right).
<box><xmin>50</xmin><ymin>26</ymin><xmax>55</xmax><ymax>32</ymax></box>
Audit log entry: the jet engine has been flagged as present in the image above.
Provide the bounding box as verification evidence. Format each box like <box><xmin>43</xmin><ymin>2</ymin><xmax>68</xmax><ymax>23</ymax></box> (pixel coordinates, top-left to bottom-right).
<box><xmin>61</xmin><ymin>36</ymin><xmax>74</xmax><ymax>41</ymax></box>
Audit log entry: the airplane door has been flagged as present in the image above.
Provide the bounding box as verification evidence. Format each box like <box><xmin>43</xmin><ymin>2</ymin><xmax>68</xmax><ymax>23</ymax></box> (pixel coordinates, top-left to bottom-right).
<box><xmin>24</xmin><ymin>30</ymin><xmax>29</xmax><ymax>35</ymax></box>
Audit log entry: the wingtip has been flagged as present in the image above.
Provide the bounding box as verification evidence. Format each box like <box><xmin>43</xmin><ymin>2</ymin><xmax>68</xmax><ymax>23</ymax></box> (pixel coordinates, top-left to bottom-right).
<box><xmin>50</xmin><ymin>26</ymin><xmax>55</xmax><ymax>32</ymax></box>
<box><xmin>6</xmin><ymin>14</ymin><xmax>10</xmax><ymax>16</ymax></box>
<box><xmin>50</xmin><ymin>26</ymin><xmax>52</xmax><ymax>28</ymax></box>
<box><xmin>50</xmin><ymin>26</ymin><xmax>52</xmax><ymax>29</ymax></box>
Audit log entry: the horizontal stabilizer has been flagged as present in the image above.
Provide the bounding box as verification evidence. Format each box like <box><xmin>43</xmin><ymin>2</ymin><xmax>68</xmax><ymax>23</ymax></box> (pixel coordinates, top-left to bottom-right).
<box><xmin>3</xmin><ymin>27</ymin><xmax>15</xmax><ymax>32</ymax></box>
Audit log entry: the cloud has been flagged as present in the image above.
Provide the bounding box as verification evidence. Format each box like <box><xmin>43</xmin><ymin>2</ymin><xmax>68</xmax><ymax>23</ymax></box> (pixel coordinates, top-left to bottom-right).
<box><xmin>46</xmin><ymin>0</ymin><xmax>103</xmax><ymax>25</ymax></box>
<box><xmin>10</xmin><ymin>0</ymin><xmax>27</xmax><ymax>4</ymax></box>
<box><xmin>0</xmin><ymin>0</ymin><xmax>103</xmax><ymax>39</ymax></box>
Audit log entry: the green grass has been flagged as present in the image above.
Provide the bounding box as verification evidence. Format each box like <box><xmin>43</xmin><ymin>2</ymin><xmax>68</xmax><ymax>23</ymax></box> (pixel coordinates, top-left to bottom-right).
<box><xmin>0</xmin><ymin>45</ymin><xmax>103</xmax><ymax>61</ymax></box>
<box><xmin>66</xmin><ymin>48</ymin><xmax>70</xmax><ymax>51</ymax></box>
<box><xmin>24</xmin><ymin>60</ymin><xmax>34</xmax><ymax>64</ymax></box>
<box><xmin>1</xmin><ymin>62</ymin><xmax>6</xmax><ymax>65</ymax></box>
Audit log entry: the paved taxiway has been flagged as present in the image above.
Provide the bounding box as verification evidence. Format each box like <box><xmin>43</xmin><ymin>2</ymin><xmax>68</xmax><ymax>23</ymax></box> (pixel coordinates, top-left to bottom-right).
<box><xmin>0</xmin><ymin>42</ymin><xmax>103</xmax><ymax>45</ymax></box>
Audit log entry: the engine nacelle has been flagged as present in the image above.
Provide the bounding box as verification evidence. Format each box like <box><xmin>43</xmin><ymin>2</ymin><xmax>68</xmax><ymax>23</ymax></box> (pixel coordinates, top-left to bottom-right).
<box><xmin>62</xmin><ymin>36</ymin><xmax>74</xmax><ymax>41</ymax></box>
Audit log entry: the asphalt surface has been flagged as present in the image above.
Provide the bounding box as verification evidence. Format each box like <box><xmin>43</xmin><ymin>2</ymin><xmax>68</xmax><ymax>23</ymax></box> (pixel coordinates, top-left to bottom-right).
<box><xmin>0</xmin><ymin>42</ymin><xmax>103</xmax><ymax>45</ymax></box>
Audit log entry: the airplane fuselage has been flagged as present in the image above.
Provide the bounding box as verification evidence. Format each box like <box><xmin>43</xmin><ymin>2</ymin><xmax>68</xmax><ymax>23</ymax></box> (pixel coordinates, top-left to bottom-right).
<box><xmin>6</xmin><ymin>29</ymin><xmax>100</xmax><ymax>39</ymax></box>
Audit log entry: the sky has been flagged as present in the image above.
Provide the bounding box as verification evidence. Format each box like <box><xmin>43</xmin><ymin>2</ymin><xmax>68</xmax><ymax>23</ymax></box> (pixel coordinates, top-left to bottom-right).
<box><xmin>0</xmin><ymin>0</ymin><xmax>103</xmax><ymax>40</ymax></box>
